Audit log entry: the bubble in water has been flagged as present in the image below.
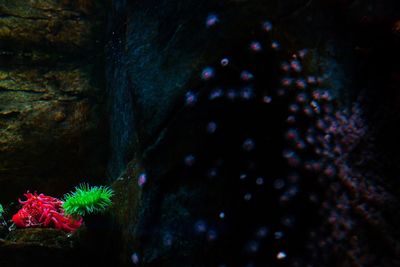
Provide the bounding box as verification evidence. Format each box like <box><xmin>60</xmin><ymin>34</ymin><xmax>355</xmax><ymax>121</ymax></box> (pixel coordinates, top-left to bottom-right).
<box><xmin>271</xmin><ymin>41</ymin><xmax>280</xmax><ymax>50</ymax></box>
<box><xmin>207</xmin><ymin>229</ymin><xmax>218</xmax><ymax>241</ymax></box>
<box><xmin>324</xmin><ymin>165</ymin><xmax>337</xmax><ymax>177</ymax></box>
<box><xmin>138</xmin><ymin>173</ymin><xmax>147</xmax><ymax>187</ymax></box>
<box><xmin>209</xmin><ymin>88</ymin><xmax>224</xmax><ymax>100</ymax></box>
<box><xmin>262</xmin><ymin>21</ymin><xmax>273</xmax><ymax>32</ymax></box>
<box><xmin>256</xmin><ymin>227</ymin><xmax>269</xmax><ymax>238</ymax></box>
<box><xmin>194</xmin><ymin>220</ymin><xmax>207</xmax><ymax>233</ymax></box>
<box><xmin>246</xmin><ymin>240</ymin><xmax>259</xmax><ymax>253</ymax></box>
<box><xmin>298</xmin><ymin>49</ymin><xmax>308</xmax><ymax>58</ymax></box>
<box><xmin>303</xmin><ymin>106</ymin><xmax>314</xmax><ymax>116</ymax></box>
<box><xmin>185</xmin><ymin>91</ymin><xmax>197</xmax><ymax>106</ymax></box>
<box><xmin>285</xmin><ymin>129</ymin><xmax>299</xmax><ymax>140</ymax></box>
<box><xmin>274</xmin><ymin>179</ymin><xmax>285</xmax><ymax>190</ymax></box>
<box><xmin>206</xmin><ymin>121</ymin><xmax>217</xmax><ymax>133</ymax></box>
<box><xmin>241</xmin><ymin>87</ymin><xmax>254</xmax><ymax>100</ymax></box>
<box><xmin>227</xmin><ymin>89</ymin><xmax>237</xmax><ymax>100</ymax></box>
<box><xmin>286</xmin><ymin>115</ymin><xmax>296</xmax><ymax>124</ymax></box>
<box><xmin>249</xmin><ymin>41</ymin><xmax>262</xmax><ymax>52</ymax></box>
<box><xmin>277</xmin><ymin>251</ymin><xmax>287</xmax><ymax>260</ymax></box>
<box><xmin>244</xmin><ymin>193</ymin><xmax>252</xmax><ymax>201</ymax></box>
<box><xmin>207</xmin><ymin>168</ymin><xmax>218</xmax><ymax>178</ymax></box>
<box><xmin>220</xmin><ymin>57</ymin><xmax>230</xmax><ymax>66</ymax></box>
<box><xmin>281</xmin><ymin>215</ymin><xmax>295</xmax><ymax>227</ymax></box>
<box><xmin>281</xmin><ymin>62</ymin><xmax>290</xmax><ymax>72</ymax></box>
<box><xmin>281</xmin><ymin>77</ymin><xmax>293</xmax><ymax>87</ymax></box>
<box><xmin>240</xmin><ymin>70</ymin><xmax>254</xmax><ymax>81</ymax></box>
<box><xmin>296</xmin><ymin>92</ymin><xmax>308</xmax><ymax>103</ymax></box>
<box><xmin>256</xmin><ymin>177</ymin><xmax>264</xmax><ymax>185</ymax></box>
<box><xmin>307</xmin><ymin>76</ymin><xmax>317</xmax><ymax>85</ymax></box>
<box><xmin>277</xmin><ymin>88</ymin><xmax>286</xmax><ymax>96</ymax></box>
<box><xmin>184</xmin><ymin>154</ymin><xmax>196</xmax><ymax>166</ymax></box>
<box><xmin>242</xmin><ymin>138</ymin><xmax>255</xmax><ymax>151</ymax></box>
<box><xmin>163</xmin><ymin>233</ymin><xmax>173</xmax><ymax>247</ymax></box>
<box><xmin>290</xmin><ymin>60</ymin><xmax>302</xmax><ymax>72</ymax></box>
<box><xmin>201</xmin><ymin>67</ymin><xmax>215</xmax><ymax>80</ymax></box>
<box><xmin>131</xmin><ymin>253</ymin><xmax>140</xmax><ymax>264</ymax></box>
<box><xmin>262</xmin><ymin>95</ymin><xmax>272</xmax><ymax>103</ymax></box>
<box><xmin>295</xmin><ymin>79</ymin><xmax>307</xmax><ymax>89</ymax></box>
<box><xmin>289</xmin><ymin>104</ymin><xmax>300</xmax><ymax>113</ymax></box>
<box><xmin>206</xmin><ymin>13</ymin><xmax>219</xmax><ymax>27</ymax></box>
<box><xmin>274</xmin><ymin>231</ymin><xmax>284</xmax><ymax>239</ymax></box>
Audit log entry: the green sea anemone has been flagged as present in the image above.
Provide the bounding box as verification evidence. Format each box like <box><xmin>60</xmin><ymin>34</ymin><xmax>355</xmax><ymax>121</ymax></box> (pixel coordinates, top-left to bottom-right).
<box><xmin>0</xmin><ymin>203</ymin><xmax>4</xmax><ymax>218</ymax></box>
<box><xmin>62</xmin><ymin>184</ymin><xmax>114</xmax><ymax>217</ymax></box>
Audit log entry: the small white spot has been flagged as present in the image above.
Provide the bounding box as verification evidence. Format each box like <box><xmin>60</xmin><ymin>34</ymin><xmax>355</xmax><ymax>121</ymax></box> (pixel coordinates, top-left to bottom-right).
<box><xmin>277</xmin><ymin>251</ymin><xmax>287</xmax><ymax>260</ymax></box>
<box><xmin>271</xmin><ymin>41</ymin><xmax>280</xmax><ymax>50</ymax></box>
<box><xmin>274</xmin><ymin>231</ymin><xmax>284</xmax><ymax>239</ymax></box>
<box><xmin>242</xmin><ymin>138</ymin><xmax>255</xmax><ymax>151</ymax></box>
<box><xmin>246</xmin><ymin>240</ymin><xmax>259</xmax><ymax>253</ymax></box>
<box><xmin>185</xmin><ymin>91</ymin><xmax>197</xmax><ymax>106</ymax></box>
<box><xmin>249</xmin><ymin>41</ymin><xmax>262</xmax><ymax>52</ymax></box>
<box><xmin>206</xmin><ymin>121</ymin><xmax>217</xmax><ymax>133</ymax></box>
<box><xmin>262</xmin><ymin>21</ymin><xmax>273</xmax><ymax>32</ymax></box>
<box><xmin>138</xmin><ymin>173</ymin><xmax>147</xmax><ymax>187</ymax></box>
<box><xmin>256</xmin><ymin>227</ymin><xmax>268</xmax><ymax>238</ymax></box>
<box><xmin>220</xmin><ymin>58</ymin><xmax>229</xmax><ymax>66</ymax></box>
<box><xmin>273</xmin><ymin>179</ymin><xmax>285</xmax><ymax>190</ymax></box>
<box><xmin>201</xmin><ymin>67</ymin><xmax>215</xmax><ymax>80</ymax></box>
<box><xmin>256</xmin><ymin>177</ymin><xmax>264</xmax><ymax>185</ymax></box>
<box><xmin>244</xmin><ymin>193</ymin><xmax>252</xmax><ymax>201</ymax></box>
<box><xmin>194</xmin><ymin>220</ymin><xmax>207</xmax><ymax>233</ymax></box>
<box><xmin>262</xmin><ymin>95</ymin><xmax>272</xmax><ymax>103</ymax></box>
<box><xmin>209</xmin><ymin>88</ymin><xmax>223</xmax><ymax>100</ymax></box>
<box><xmin>240</xmin><ymin>70</ymin><xmax>254</xmax><ymax>81</ymax></box>
<box><xmin>206</xmin><ymin>13</ymin><xmax>219</xmax><ymax>27</ymax></box>
<box><xmin>184</xmin><ymin>154</ymin><xmax>195</xmax><ymax>166</ymax></box>
<box><xmin>131</xmin><ymin>253</ymin><xmax>140</xmax><ymax>264</ymax></box>
<box><xmin>207</xmin><ymin>229</ymin><xmax>218</xmax><ymax>241</ymax></box>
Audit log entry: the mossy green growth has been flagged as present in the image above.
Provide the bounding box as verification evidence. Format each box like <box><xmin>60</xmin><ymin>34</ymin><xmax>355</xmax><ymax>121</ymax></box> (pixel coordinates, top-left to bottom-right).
<box><xmin>0</xmin><ymin>203</ymin><xmax>4</xmax><ymax>218</ymax></box>
<box><xmin>62</xmin><ymin>184</ymin><xmax>114</xmax><ymax>217</ymax></box>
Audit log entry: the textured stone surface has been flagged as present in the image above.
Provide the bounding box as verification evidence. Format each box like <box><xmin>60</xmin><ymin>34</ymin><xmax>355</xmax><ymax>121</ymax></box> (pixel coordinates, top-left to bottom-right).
<box><xmin>0</xmin><ymin>228</ymin><xmax>115</xmax><ymax>267</ymax></box>
<box><xmin>106</xmin><ymin>0</ymin><xmax>400</xmax><ymax>266</ymax></box>
<box><xmin>0</xmin><ymin>0</ymin><xmax>102</xmax><ymax>53</ymax></box>
<box><xmin>0</xmin><ymin>0</ymin><xmax>107</xmax><ymax>201</ymax></box>
<box><xmin>105</xmin><ymin>0</ymin><xmax>319</xmax><ymax>178</ymax></box>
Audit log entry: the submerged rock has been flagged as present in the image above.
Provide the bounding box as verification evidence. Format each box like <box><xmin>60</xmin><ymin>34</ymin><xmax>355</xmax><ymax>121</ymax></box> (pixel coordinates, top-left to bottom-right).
<box><xmin>0</xmin><ymin>227</ymin><xmax>115</xmax><ymax>267</ymax></box>
<box><xmin>0</xmin><ymin>0</ymin><xmax>107</xmax><ymax>200</ymax></box>
<box><xmin>107</xmin><ymin>0</ymin><xmax>400</xmax><ymax>266</ymax></box>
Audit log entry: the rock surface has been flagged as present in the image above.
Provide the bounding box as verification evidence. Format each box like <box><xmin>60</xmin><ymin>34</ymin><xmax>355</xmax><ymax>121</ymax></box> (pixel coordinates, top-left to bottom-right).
<box><xmin>107</xmin><ymin>0</ymin><xmax>400</xmax><ymax>266</ymax></box>
<box><xmin>0</xmin><ymin>0</ymin><xmax>107</xmax><ymax>201</ymax></box>
<box><xmin>0</xmin><ymin>228</ymin><xmax>115</xmax><ymax>267</ymax></box>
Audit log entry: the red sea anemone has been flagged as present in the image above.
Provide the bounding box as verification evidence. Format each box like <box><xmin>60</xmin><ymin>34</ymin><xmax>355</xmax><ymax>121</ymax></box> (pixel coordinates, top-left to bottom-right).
<box><xmin>12</xmin><ymin>192</ymin><xmax>83</xmax><ymax>233</ymax></box>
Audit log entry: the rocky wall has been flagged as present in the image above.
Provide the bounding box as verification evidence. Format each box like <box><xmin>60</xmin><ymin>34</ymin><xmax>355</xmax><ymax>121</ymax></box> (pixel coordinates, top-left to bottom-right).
<box><xmin>0</xmin><ymin>0</ymin><xmax>107</xmax><ymax>201</ymax></box>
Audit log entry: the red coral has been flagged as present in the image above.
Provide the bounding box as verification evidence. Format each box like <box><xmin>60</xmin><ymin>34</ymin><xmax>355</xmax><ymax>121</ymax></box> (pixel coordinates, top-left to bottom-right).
<box><xmin>12</xmin><ymin>192</ymin><xmax>83</xmax><ymax>232</ymax></box>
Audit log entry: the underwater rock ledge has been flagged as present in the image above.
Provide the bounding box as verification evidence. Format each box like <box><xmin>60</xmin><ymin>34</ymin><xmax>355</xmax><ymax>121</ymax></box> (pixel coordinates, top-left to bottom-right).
<box><xmin>0</xmin><ymin>0</ymin><xmax>107</xmax><ymax>200</ymax></box>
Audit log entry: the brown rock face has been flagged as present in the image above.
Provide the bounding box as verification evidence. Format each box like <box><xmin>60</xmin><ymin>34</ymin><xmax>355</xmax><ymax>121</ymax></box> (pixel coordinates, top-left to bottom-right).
<box><xmin>0</xmin><ymin>0</ymin><xmax>107</xmax><ymax>201</ymax></box>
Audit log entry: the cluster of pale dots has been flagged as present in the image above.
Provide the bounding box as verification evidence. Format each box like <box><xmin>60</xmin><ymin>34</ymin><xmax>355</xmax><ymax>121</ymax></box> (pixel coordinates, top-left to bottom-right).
<box><xmin>131</xmin><ymin>15</ymin><xmax>348</xmax><ymax>267</ymax></box>
<box><xmin>281</xmin><ymin>78</ymin><xmax>341</xmax><ymax>180</ymax></box>
<box><xmin>185</xmin><ymin>18</ymin><xmax>281</xmax><ymax>106</ymax></box>
<box><xmin>194</xmin><ymin>219</ymin><xmax>219</xmax><ymax>242</ymax></box>
<box><xmin>129</xmin><ymin>14</ymin><xmax>342</xmax><ymax>266</ymax></box>
<box><xmin>183</xmin><ymin>17</ymin><xmax>336</xmax><ymax>265</ymax></box>
<box><xmin>128</xmin><ymin>12</ymin><xmax>364</xmax><ymax>267</ymax></box>
<box><xmin>193</xmin><ymin>217</ymin><xmax>289</xmax><ymax>263</ymax></box>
